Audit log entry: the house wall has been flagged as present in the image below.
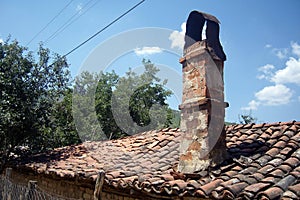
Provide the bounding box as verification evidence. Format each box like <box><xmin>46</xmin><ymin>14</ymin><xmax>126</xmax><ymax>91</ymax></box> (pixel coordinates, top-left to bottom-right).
<box><xmin>3</xmin><ymin>168</ymin><xmax>209</xmax><ymax>200</ymax></box>
<box><xmin>6</xmin><ymin>168</ymin><xmax>94</xmax><ymax>199</ymax></box>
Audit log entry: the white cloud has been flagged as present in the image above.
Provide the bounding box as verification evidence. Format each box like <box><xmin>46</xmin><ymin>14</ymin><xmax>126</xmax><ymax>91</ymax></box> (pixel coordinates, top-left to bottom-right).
<box><xmin>271</xmin><ymin>57</ymin><xmax>300</xmax><ymax>85</ymax></box>
<box><xmin>255</xmin><ymin>84</ymin><xmax>292</xmax><ymax>106</ymax></box>
<box><xmin>242</xmin><ymin>84</ymin><xmax>293</xmax><ymax>110</ymax></box>
<box><xmin>274</xmin><ymin>48</ymin><xmax>288</xmax><ymax>59</ymax></box>
<box><xmin>257</xmin><ymin>64</ymin><xmax>275</xmax><ymax>80</ymax></box>
<box><xmin>134</xmin><ymin>46</ymin><xmax>162</xmax><ymax>56</ymax></box>
<box><xmin>169</xmin><ymin>22</ymin><xmax>186</xmax><ymax>50</ymax></box>
<box><xmin>242</xmin><ymin>100</ymin><xmax>260</xmax><ymax>111</ymax></box>
<box><xmin>291</xmin><ymin>42</ymin><xmax>300</xmax><ymax>58</ymax></box>
<box><xmin>258</xmin><ymin>64</ymin><xmax>275</xmax><ymax>73</ymax></box>
<box><xmin>267</xmin><ymin>42</ymin><xmax>300</xmax><ymax>59</ymax></box>
<box><xmin>244</xmin><ymin>41</ymin><xmax>300</xmax><ymax>111</ymax></box>
<box><xmin>265</xmin><ymin>44</ymin><xmax>272</xmax><ymax>48</ymax></box>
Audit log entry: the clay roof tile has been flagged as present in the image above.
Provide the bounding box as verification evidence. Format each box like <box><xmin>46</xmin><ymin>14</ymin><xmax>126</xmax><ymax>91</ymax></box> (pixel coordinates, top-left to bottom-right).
<box><xmin>10</xmin><ymin>121</ymin><xmax>300</xmax><ymax>199</ymax></box>
<box><xmin>257</xmin><ymin>186</ymin><xmax>284</xmax><ymax>200</ymax></box>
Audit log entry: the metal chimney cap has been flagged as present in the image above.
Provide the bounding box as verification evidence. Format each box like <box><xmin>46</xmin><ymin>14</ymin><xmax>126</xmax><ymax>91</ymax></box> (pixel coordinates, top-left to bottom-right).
<box><xmin>190</xmin><ymin>10</ymin><xmax>221</xmax><ymax>24</ymax></box>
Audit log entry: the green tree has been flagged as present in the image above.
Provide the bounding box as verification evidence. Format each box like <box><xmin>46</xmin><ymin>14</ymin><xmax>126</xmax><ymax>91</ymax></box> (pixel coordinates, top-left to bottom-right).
<box><xmin>73</xmin><ymin>71</ymin><xmax>106</xmax><ymax>141</ymax></box>
<box><xmin>109</xmin><ymin>59</ymin><xmax>173</xmax><ymax>137</ymax></box>
<box><xmin>73</xmin><ymin>70</ymin><xmax>120</xmax><ymax>141</ymax></box>
<box><xmin>169</xmin><ymin>109</ymin><xmax>181</xmax><ymax>128</ymax></box>
<box><xmin>239</xmin><ymin>111</ymin><xmax>257</xmax><ymax>124</ymax></box>
<box><xmin>49</xmin><ymin>88</ymin><xmax>81</xmax><ymax>147</ymax></box>
<box><xmin>95</xmin><ymin>71</ymin><xmax>120</xmax><ymax>139</ymax></box>
<box><xmin>0</xmin><ymin>39</ymin><xmax>70</xmax><ymax>172</ymax></box>
<box><xmin>74</xmin><ymin>59</ymin><xmax>174</xmax><ymax>140</ymax></box>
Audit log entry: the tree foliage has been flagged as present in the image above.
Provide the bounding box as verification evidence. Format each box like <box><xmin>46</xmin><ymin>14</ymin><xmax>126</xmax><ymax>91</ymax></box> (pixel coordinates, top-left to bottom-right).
<box><xmin>95</xmin><ymin>71</ymin><xmax>119</xmax><ymax>139</ymax></box>
<box><xmin>0</xmin><ymin>39</ymin><xmax>72</xmax><ymax>171</ymax></box>
<box><xmin>0</xmin><ymin>39</ymin><xmax>178</xmax><ymax>172</ymax></box>
<box><xmin>49</xmin><ymin>88</ymin><xmax>81</xmax><ymax>147</ymax></box>
<box><xmin>112</xmin><ymin>59</ymin><xmax>174</xmax><ymax>136</ymax></box>
<box><xmin>74</xmin><ymin>59</ymin><xmax>176</xmax><ymax>140</ymax></box>
<box><xmin>239</xmin><ymin>111</ymin><xmax>257</xmax><ymax>124</ymax></box>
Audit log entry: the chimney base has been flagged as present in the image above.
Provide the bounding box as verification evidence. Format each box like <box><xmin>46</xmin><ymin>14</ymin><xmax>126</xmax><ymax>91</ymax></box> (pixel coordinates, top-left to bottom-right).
<box><xmin>178</xmin><ymin>98</ymin><xmax>228</xmax><ymax>173</ymax></box>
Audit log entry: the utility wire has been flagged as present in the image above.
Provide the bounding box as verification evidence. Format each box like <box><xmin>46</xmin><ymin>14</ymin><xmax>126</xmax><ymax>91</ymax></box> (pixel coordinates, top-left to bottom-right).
<box><xmin>45</xmin><ymin>0</ymin><xmax>99</xmax><ymax>44</ymax></box>
<box><xmin>42</xmin><ymin>0</ymin><xmax>145</xmax><ymax>70</ymax></box>
<box><xmin>26</xmin><ymin>0</ymin><xmax>74</xmax><ymax>46</ymax></box>
<box><xmin>46</xmin><ymin>0</ymin><xmax>100</xmax><ymax>44</ymax></box>
<box><xmin>64</xmin><ymin>0</ymin><xmax>145</xmax><ymax>57</ymax></box>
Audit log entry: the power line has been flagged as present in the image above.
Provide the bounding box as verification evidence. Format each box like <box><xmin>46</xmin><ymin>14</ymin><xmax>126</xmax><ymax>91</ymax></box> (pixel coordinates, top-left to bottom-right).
<box><xmin>45</xmin><ymin>0</ymin><xmax>100</xmax><ymax>43</ymax></box>
<box><xmin>64</xmin><ymin>0</ymin><xmax>145</xmax><ymax>57</ymax></box>
<box><xmin>26</xmin><ymin>0</ymin><xmax>74</xmax><ymax>46</ymax></box>
<box><xmin>44</xmin><ymin>0</ymin><xmax>99</xmax><ymax>44</ymax></box>
<box><xmin>43</xmin><ymin>0</ymin><xmax>145</xmax><ymax>70</ymax></box>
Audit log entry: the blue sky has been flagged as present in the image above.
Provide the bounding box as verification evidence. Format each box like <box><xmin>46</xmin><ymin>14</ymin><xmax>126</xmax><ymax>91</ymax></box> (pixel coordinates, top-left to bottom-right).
<box><xmin>1</xmin><ymin>0</ymin><xmax>300</xmax><ymax>124</ymax></box>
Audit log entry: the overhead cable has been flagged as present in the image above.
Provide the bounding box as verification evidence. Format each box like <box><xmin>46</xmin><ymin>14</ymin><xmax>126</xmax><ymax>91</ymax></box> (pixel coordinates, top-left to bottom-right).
<box><xmin>45</xmin><ymin>0</ymin><xmax>99</xmax><ymax>44</ymax></box>
<box><xmin>64</xmin><ymin>0</ymin><xmax>145</xmax><ymax>57</ymax></box>
<box><xmin>26</xmin><ymin>0</ymin><xmax>74</xmax><ymax>46</ymax></box>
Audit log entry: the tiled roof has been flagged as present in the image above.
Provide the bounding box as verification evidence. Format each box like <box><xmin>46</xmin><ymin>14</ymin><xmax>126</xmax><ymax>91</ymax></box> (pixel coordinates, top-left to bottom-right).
<box><xmin>13</xmin><ymin>121</ymin><xmax>300</xmax><ymax>199</ymax></box>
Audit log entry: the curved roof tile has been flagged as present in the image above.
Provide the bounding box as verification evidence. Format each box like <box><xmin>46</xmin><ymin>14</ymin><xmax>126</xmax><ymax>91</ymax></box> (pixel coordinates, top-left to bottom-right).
<box><xmin>11</xmin><ymin>121</ymin><xmax>300</xmax><ymax>199</ymax></box>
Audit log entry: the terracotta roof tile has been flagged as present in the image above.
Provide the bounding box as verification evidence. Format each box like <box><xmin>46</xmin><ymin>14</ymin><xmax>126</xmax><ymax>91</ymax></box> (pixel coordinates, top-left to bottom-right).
<box><xmin>257</xmin><ymin>164</ymin><xmax>275</xmax><ymax>175</ymax></box>
<box><xmin>261</xmin><ymin>176</ymin><xmax>280</xmax><ymax>185</ymax></box>
<box><xmin>269</xmin><ymin>169</ymin><xmax>286</xmax><ymax>178</ymax></box>
<box><xmin>198</xmin><ymin>179</ymin><xmax>223</xmax><ymax>196</ymax></box>
<box><xmin>243</xmin><ymin>182</ymin><xmax>270</xmax><ymax>195</ymax></box>
<box><xmin>11</xmin><ymin>121</ymin><xmax>300</xmax><ymax>199</ymax></box>
<box><xmin>287</xmin><ymin>183</ymin><xmax>300</xmax><ymax>197</ymax></box>
<box><xmin>252</xmin><ymin>123</ymin><xmax>265</xmax><ymax>129</ymax></box>
<box><xmin>278</xmin><ymin>164</ymin><xmax>293</xmax><ymax>174</ymax></box>
<box><xmin>238</xmin><ymin>166</ymin><xmax>256</xmax><ymax>175</ymax></box>
<box><xmin>283</xmin><ymin>157</ymin><xmax>299</xmax><ymax>168</ymax></box>
<box><xmin>268</xmin><ymin>158</ymin><xmax>284</xmax><ymax>167</ymax></box>
<box><xmin>282</xmin><ymin>190</ymin><xmax>299</xmax><ymax>200</ymax></box>
<box><xmin>280</xmin><ymin>135</ymin><xmax>290</xmax><ymax>142</ymax></box>
<box><xmin>258</xmin><ymin>186</ymin><xmax>284</xmax><ymax>200</ymax></box>
<box><xmin>256</xmin><ymin>155</ymin><xmax>273</xmax><ymax>166</ymax></box>
<box><xmin>274</xmin><ymin>140</ymin><xmax>287</xmax><ymax>149</ymax></box>
<box><xmin>224</xmin><ymin>181</ymin><xmax>249</xmax><ymax>197</ymax></box>
<box><xmin>281</xmin><ymin>146</ymin><xmax>294</xmax><ymax>156</ymax></box>
<box><xmin>211</xmin><ymin>188</ymin><xmax>233</xmax><ymax>199</ymax></box>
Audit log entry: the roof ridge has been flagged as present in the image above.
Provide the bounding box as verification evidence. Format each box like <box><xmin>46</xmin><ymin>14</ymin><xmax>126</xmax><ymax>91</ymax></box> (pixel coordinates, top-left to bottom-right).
<box><xmin>226</xmin><ymin>121</ymin><xmax>298</xmax><ymax>131</ymax></box>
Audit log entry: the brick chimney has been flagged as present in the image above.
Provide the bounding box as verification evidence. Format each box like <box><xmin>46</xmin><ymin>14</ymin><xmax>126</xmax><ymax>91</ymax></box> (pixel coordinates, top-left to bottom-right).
<box><xmin>178</xmin><ymin>11</ymin><xmax>228</xmax><ymax>174</ymax></box>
